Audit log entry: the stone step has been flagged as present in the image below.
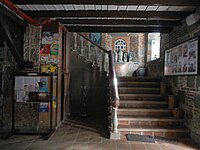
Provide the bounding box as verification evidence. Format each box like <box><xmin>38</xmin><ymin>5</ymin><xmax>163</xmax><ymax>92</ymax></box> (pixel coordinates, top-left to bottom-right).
<box><xmin>118</xmin><ymin>116</ymin><xmax>184</xmax><ymax>127</ymax></box>
<box><xmin>119</xmin><ymin>93</ymin><xmax>163</xmax><ymax>101</ymax></box>
<box><xmin>119</xmin><ymin>100</ymin><xmax>167</xmax><ymax>108</ymax></box>
<box><xmin>119</xmin><ymin>126</ymin><xmax>189</xmax><ymax>138</ymax></box>
<box><xmin>118</xmin><ymin>82</ymin><xmax>160</xmax><ymax>88</ymax></box>
<box><xmin>117</xmin><ymin>76</ymin><xmax>162</xmax><ymax>82</ymax></box>
<box><xmin>118</xmin><ymin>87</ymin><xmax>160</xmax><ymax>94</ymax></box>
<box><xmin>118</xmin><ymin>108</ymin><xmax>172</xmax><ymax>117</ymax></box>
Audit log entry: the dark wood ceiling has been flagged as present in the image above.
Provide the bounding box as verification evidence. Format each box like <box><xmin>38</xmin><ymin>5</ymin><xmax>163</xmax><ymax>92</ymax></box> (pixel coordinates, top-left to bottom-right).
<box><xmin>10</xmin><ymin>0</ymin><xmax>200</xmax><ymax>33</ymax></box>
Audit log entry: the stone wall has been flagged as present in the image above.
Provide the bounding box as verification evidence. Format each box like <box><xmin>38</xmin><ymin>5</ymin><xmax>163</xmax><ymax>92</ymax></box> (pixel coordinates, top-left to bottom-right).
<box><xmin>146</xmin><ymin>58</ymin><xmax>163</xmax><ymax>78</ymax></box>
<box><xmin>148</xmin><ymin>8</ymin><xmax>200</xmax><ymax>143</ymax></box>
<box><xmin>0</xmin><ymin>25</ymin><xmax>41</xmax><ymax>128</ymax></box>
<box><xmin>0</xmin><ymin>42</ymin><xmax>19</xmax><ymax>126</ymax></box>
<box><xmin>23</xmin><ymin>25</ymin><xmax>41</xmax><ymax>71</ymax></box>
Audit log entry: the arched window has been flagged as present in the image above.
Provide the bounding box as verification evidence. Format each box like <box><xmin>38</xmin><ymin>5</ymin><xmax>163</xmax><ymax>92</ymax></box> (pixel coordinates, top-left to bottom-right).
<box><xmin>114</xmin><ymin>39</ymin><xmax>126</xmax><ymax>52</ymax></box>
<box><xmin>114</xmin><ymin>39</ymin><xmax>127</xmax><ymax>62</ymax></box>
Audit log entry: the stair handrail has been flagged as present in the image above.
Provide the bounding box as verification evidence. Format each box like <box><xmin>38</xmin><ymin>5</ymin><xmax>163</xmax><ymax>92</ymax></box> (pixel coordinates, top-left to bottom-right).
<box><xmin>77</xmin><ymin>33</ymin><xmax>120</xmax><ymax>135</ymax></box>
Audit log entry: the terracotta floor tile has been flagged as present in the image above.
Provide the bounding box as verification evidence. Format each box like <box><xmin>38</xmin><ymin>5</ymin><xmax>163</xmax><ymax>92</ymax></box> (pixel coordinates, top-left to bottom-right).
<box><xmin>0</xmin><ymin>117</ymin><xmax>199</xmax><ymax>150</ymax></box>
<box><xmin>116</xmin><ymin>143</ymin><xmax>132</xmax><ymax>150</ymax></box>
<box><xmin>131</xmin><ymin>143</ymin><xmax>146</xmax><ymax>150</ymax></box>
<box><xmin>87</xmin><ymin>143</ymin><xmax>103</xmax><ymax>150</ymax></box>
<box><xmin>145</xmin><ymin>143</ymin><xmax>162</xmax><ymax>150</ymax></box>
<box><xmin>88</xmin><ymin>137</ymin><xmax>102</xmax><ymax>143</ymax></box>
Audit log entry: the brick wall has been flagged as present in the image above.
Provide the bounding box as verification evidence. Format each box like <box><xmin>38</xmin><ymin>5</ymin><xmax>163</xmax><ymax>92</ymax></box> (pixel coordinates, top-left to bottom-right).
<box><xmin>148</xmin><ymin>8</ymin><xmax>200</xmax><ymax>143</ymax></box>
<box><xmin>105</xmin><ymin>33</ymin><xmax>146</xmax><ymax>76</ymax></box>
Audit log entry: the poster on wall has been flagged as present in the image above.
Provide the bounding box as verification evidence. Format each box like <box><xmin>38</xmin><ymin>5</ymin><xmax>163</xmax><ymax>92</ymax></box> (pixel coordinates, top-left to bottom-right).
<box><xmin>50</xmin><ymin>43</ymin><xmax>59</xmax><ymax>56</ymax></box>
<box><xmin>40</xmin><ymin>32</ymin><xmax>59</xmax><ymax>73</ymax></box>
<box><xmin>40</xmin><ymin>44</ymin><xmax>50</xmax><ymax>55</ymax></box>
<box><xmin>42</xmin><ymin>32</ymin><xmax>53</xmax><ymax>44</ymax></box>
<box><xmin>164</xmin><ymin>37</ymin><xmax>199</xmax><ymax>76</ymax></box>
<box><xmin>35</xmin><ymin>77</ymin><xmax>49</xmax><ymax>92</ymax></box>
<box><xmin>38</xmin><ymin>102</ymin><xmax>49</xmax><ymax>112</ymax></box>
<box><xmin>90</xmin><ymin>33</ymin><xmax>101</xmax><ymax>47</ymax></box>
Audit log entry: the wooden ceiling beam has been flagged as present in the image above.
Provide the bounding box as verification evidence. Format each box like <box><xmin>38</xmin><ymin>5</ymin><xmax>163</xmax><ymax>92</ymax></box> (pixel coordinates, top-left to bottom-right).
<box><xmin>65</xmin><ymin>26</ymin><xmax>173</xmax><ymax>33</ymax></box>
<box><xmin>11</xmin><ymin>0</ymin><xmax>200</xmax><ymax>6</ymax></box>
<box><xmin>25</xmin><ymin>10</ymin><xmax>191</xmax><ymax>20</ymax></box>
<box><xmin>58</xmin><ymin>19</ymin><xmax>180</xmax><ymax>27</ymax></box>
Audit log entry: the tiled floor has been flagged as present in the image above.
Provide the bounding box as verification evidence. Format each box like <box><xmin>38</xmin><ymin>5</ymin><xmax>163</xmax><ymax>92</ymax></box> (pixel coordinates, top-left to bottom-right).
<box><xmin>0</xmin><ymin>116</ymin><xmax>199</xmax><ymax>150</ymax></box>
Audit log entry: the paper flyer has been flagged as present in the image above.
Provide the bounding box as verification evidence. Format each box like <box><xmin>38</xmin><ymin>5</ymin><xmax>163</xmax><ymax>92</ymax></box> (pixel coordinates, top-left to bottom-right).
<box><xmin>24</xmin><ymin>77</ymin><xmax>36</xmax><ymax>92</ymax></box>
<box><xmin>38</xmin><ymin>77</ymin><xmax>49</xmax><ymax>92</ymax></box>
<box><xmin>14</xmin><ymin>76</ymin><xmax>25</xmax><ymax>90</ymax></box>
<box><xmin>52</xmin><ymin>33</ymin><xmax>59</xmax><ymax>42</ymax></box>
<box><xmin>16</xmin><ymin>91</ymin><xmax>26</xmax><ymax>102</ymax></box>
<box><xmin>41</xmin><ymin>64</ymin><xmax>57</xmax><ymax>73</ymax></box>
<box><xmin>38</xmin><ymin>102</ymin><xmax>49</xmax><ymax>112</ymax></box>
<box><xmin>50</xmin><ymin>44</ymin><xmax>59</xmax><ymax>56</ymax></box>
<box><xmin>35</xmin><ymin>77</ymin><xmax>41</xmax><ymax>92</ymax></box>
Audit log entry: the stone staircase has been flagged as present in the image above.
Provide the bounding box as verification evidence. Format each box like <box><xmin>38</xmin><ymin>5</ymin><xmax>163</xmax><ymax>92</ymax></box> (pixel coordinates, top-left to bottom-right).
<box><xmin>117</xmin><ymin>76</ymin><xmax>189</xmax><ymax>138</ymax></box>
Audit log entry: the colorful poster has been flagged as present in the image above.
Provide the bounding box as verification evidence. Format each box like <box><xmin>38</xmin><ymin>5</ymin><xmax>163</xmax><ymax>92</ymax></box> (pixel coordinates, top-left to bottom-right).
<box><xmin>40</xmin><ymin>44</ymin><xmax>50</xmax><ymax>55</ymax></box>
<box><xmin>41</xmin><ymin>64</ymin><xmax>57</xmax><ymax>73</ymax></box>
<box><xmin>90</xmin><ymin>33</ymin><xmax>101</xmax><ymax>47</ymax></box>
<box><xmin>40</xmin><ymin>56</ymin><xmax>49</xmax><ymax>65</ymax></box>
<box><xmin>35</xmin><ymin>77</ymin><xmax>48</xmax><ymax>92</ymax></box>
<box><xmin>50</xmin><ymin>43</ymin><xmax>59</xmax><ymax>56</ymax></box>
<box><xmin>52</xmin><ymin>33</ymin><xmax>59</xmax><ymax>43</ymax></box>
<box><xmin>42</xmin><ymin>32</ymin><xmax>53</xmax><ymax>44</ymax></box>
<box><xmin>47</xmin><ymin>57</ymin><xmax>58</xmax><ymax>65</ymax></box>
<box><xmin>38</xmin><ymin>77</ymin><xmax>48</xmax><ymax>92</ymax></box>
<box><xmin>38</xmin><ymin>102</ymin><xmax>49</xmax><ymax>112</ymax></box>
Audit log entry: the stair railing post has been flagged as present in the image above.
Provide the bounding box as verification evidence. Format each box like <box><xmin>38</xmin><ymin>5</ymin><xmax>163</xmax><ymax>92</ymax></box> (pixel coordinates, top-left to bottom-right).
<box><xmin>108</xmin><ymin>50</ymin><xmax>120</xmax><ymax>139</ymax></box>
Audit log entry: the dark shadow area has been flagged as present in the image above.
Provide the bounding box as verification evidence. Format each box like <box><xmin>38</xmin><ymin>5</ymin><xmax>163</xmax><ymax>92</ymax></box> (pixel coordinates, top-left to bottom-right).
<box><xmin>65</xmin><ymin>115</ymin><xmax>109</xmax><ymax>139</ymax></box>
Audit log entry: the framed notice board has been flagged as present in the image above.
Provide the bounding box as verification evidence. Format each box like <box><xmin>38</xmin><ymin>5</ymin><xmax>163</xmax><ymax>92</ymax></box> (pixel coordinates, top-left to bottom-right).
<box><xmin>12</xmin><ymin>72</ymin><xmax>54</xmax><ymax>138</ymax></box>
<box><xmin>164</xmin><ymin>36</ymin><xmax>200</xmax><ymax>76</ymax></box>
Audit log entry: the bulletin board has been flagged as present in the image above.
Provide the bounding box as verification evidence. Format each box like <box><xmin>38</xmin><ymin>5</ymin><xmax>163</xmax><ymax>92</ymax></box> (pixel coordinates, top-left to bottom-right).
<box><xmin>12</xmin><ymin>73</ymin><xmax>54</xmax><ymax>138</ymax></box>
<box><xmin>164</xmin><ymin>36</ymin><xmax>200</xmax><ymax>76</ymax></box>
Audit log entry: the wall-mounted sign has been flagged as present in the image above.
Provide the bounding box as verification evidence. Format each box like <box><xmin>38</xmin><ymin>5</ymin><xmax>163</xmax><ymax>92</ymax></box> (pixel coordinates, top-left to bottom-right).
<box><xmin>164</xmin><ymin>37</ymin><xmax>199</xmax><ymax>76</ymax></box>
